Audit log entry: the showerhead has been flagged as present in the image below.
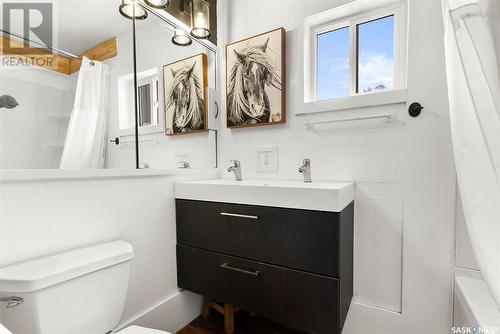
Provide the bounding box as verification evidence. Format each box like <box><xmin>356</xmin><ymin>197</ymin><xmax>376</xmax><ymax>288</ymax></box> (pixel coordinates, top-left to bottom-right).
<box><xmin>0</xmin><ymin>95</ymin><xmax>19</xmax><ymax>109</ymax></box>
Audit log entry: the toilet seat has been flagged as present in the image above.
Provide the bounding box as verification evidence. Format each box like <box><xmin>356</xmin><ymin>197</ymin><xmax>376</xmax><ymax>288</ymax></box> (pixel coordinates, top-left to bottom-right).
<box><xmin>117</xmin><ymin>325</ymin><xmax>171</xmax><ymax>334</ymax></box>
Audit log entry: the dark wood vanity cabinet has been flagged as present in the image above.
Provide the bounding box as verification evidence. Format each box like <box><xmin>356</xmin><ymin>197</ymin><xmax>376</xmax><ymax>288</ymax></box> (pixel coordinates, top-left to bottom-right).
<box><xmin>176</xmin><ymin>199</ymin><xmax>354</xmax><ymax>334</ymax></box>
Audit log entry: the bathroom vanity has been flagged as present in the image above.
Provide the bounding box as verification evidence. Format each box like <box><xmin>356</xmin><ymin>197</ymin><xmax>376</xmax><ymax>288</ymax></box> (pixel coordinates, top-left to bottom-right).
<box><xmin>174</xmin><ymin>180</ymin><xmax>354</xmax><ymax>334</ymax></box>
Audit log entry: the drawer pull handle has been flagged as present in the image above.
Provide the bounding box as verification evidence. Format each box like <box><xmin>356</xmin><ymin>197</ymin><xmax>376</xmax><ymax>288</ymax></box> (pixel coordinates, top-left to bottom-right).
<box><xmin>220</xmin><ymin>263</ymin><xmax>260</xmax><ymax>277</ymax></box>
<box><xmin>220</xmin><ymin>212</ymin><xmax>259</xmax><ymax>220</ymax></box>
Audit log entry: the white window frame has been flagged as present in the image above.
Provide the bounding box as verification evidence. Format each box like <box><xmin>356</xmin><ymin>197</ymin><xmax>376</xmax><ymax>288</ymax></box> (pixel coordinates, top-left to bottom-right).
<box><xmin>117</xmin><ymin>67</ymin><xmax>164</xmax><ymax>136</ymax></box>
<box><xmin>137</xmin><ymin>76</ymin><xmax>159</xmax><ymax>128</ymax></box>
<box><xmin>302</xmin><ymin>0</ymin><xmax>407</xmax><ymax>114</ymax></box>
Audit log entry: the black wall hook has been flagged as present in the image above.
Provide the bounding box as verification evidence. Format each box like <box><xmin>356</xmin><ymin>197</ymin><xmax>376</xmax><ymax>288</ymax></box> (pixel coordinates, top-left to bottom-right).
<box><xmin>409</xmin><ymin>102</ymin><xmax>424</xmax><ymax>117</ymax></box>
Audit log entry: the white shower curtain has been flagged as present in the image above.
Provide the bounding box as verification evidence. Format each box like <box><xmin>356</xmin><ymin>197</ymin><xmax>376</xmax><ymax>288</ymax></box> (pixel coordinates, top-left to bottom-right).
<box><xmin>442</xmin><ymin>0</ymin><xmax>500</xmax><ymax>308</ymax></box>
<box><xmin>60</xmin><ymin>57</ymin><xmax>110</xmax><ymax>169</ymax></box>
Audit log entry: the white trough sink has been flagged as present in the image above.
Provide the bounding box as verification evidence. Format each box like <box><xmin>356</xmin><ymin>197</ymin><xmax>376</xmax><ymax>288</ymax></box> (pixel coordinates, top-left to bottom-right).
<box><xmin>174</xmin><ymin>179</ymin><xmax>354</xmax><ymax>212</ymax></box>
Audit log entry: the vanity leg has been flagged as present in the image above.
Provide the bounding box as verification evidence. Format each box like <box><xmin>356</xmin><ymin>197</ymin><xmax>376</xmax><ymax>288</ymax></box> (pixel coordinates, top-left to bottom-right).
<box><xmin>202</xmin><ymin>298</ymin><xmax>211</xmax><ymax>319</ymax></box>
<box><xmin>224</xmin><ymin>303</ymin><xmax>234</xmax><ymax>334</ymax></box>
<box><xmin>202</xmin><ymin>297</ymin><xmax>236</xmax><ymax>333</ymax></box>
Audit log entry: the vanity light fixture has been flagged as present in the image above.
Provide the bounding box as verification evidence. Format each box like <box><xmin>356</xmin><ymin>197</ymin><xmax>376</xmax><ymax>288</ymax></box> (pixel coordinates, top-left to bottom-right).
<box><xmin>190</xmin><ymin>0</ymin><xmax>211</xmax><ymax>39</ymax></box>
<box><xmin>172</xmin><ymin>29</ymin><xmax>193</xmax><ymax>46</ymax></box>
<box><xmin>173</xmin><ymin>1</ymin><xmax>194</xmax><ymax>46</ymax></box>
<box><xmin>119</xmin><ymin>0</ymin><xmax>148</xmax><ymax>20</ymax></box>
<box><xmin>144</xmin><ymin>0</ymin><xmax>171</xmax><ymax>9</ymax></box>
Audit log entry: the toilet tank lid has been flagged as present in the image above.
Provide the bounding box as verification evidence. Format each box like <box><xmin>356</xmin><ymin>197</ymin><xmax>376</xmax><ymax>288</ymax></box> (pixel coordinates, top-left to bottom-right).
<box><xmin>0</xmin><ymin>241</ymin><xmax>134</xmax><ymax>293</ymax></box>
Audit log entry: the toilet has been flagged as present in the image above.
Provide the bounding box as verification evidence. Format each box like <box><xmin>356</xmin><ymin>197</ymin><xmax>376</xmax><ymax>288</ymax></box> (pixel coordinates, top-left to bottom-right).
<box><xmin>0</xmin><ymin>241</ymin><xmax>170</xmax><ymax>334</ymax></box>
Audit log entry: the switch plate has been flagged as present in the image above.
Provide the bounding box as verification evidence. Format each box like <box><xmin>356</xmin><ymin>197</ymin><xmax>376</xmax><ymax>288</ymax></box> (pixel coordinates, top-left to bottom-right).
<box><xmin>256</xmin><ymin>146</ymin><xmax>278</xmax><ymax>172</ymax></box>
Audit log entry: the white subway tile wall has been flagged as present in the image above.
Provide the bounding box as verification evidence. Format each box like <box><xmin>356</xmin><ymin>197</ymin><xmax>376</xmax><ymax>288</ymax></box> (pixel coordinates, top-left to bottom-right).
<box><xmin>0</xmin><ymin>176</ymin><xmax>178</xmax><ymax>323</ymax></box>
<box><xmin>355</xmin><ymin>179</ymin><xmax>403</xmax><ymax>311</ymax></box>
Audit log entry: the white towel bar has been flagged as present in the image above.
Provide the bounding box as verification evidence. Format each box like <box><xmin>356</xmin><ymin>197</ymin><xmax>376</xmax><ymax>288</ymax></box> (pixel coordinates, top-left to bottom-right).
<box><xmin>119</xmin><ymin>138</ymin><xmax>158</xmax><ymax>144</ymax></box>
<box><xmin>305</xmin><ymin>113</ymin><xmax>393</xmax><ymax>129</ymax></box>
<box><xmin>109</xmin><ymin>137</ymin><xmax>159</xmax><ymax>145</ymax></box>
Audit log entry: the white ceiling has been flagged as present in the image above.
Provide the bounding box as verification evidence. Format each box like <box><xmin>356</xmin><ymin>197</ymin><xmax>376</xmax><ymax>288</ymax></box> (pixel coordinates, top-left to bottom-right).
<box><xmin>55</xmin><ymin>0</ymin><xmax>133</xmax><ymax>55</ymax></box>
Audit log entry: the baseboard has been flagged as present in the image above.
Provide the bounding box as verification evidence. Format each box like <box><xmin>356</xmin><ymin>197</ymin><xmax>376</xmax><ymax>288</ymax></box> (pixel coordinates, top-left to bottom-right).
<box><xmin>117</xmin><ymin>293</ymin><xmax>403</xmax><ymax>334</ymax></box>
<box><xmin>455</xmin><ymin>266</ymin><xmax>482</xmax><ymax>280</ymax></box>
<box><xmin>342</xmin><ymin>302</ymin><xmax>403</xmax><ymax>334</ymax></box>
<box><xmin>117</xmin><ymin>290</ymin><xmax>203</xmax><ymax>333</ymax></box>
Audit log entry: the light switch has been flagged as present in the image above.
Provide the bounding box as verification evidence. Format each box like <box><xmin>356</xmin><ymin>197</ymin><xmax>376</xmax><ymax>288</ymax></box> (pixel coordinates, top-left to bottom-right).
<box><xmin>256</xmin><ymin>146</ymin><xmax>278</xmax><ymax>172</ymax></box>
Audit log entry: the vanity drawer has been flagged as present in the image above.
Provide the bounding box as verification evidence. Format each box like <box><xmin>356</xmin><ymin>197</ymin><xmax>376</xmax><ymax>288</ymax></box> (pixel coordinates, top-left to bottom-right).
<box><xmin>176</xmin><ymin>199</ymin><xmax>341</xmax><ymax>277</ymax></box>
<box><xmin>177</xmin><ymin>244</ymin><xmax>340</xmax><ymax>334</ymax></box>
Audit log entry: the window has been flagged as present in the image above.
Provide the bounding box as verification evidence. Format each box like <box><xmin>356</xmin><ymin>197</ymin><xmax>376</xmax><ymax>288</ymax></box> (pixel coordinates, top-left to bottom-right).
<box><xmin>315</xmin><ymin>14</ymin><xmax>395</xmax><ymax>101</ymax></box>
<box><xmin>137</xmin><ymin>77</ymin><xmax>159</xmax><ymax>127</ymax></box>
<box><xmin>117</xmin><ymin>68</ymin><xmax>162</xmax><ymax>134</ymax></box>
<box><xmin>317</xmin><ymin>27</ymin><xmax>350</xmax><ymax>100</ymax></box>
<box><xmin>303</xmin><ymin>0</ymin><xmax>406</xmax><ymax>111</ymax></box>
<box><xmin>356</xmin><ymin>15</ymin><xmax>394</xmax><ymax>93</ymax></box>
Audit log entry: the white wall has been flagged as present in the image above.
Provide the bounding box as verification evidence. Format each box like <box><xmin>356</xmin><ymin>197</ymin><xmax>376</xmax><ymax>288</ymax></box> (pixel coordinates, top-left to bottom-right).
<box><xmin>0</xmin><ymin>170</ymin><xmax>217</xmax><ymax>333</ymax></box>
<box><xmin>455</xmin><ymin>192</ymin><xmax>479</xmax><ymax>271</ymax></box>
<box><xmin>401</xmin><ymin>1</ymin><xmax>456</xmax><ymax>333</ymax></box>
<box><xmin>218</xmin><ymin>0</ymin><xmax>405</xmax><ymax>313</ymax></box>
<box><xmin>0</xmin><ymin>67</ymin><xmax>76</xmax><ymax>168</ymax></box>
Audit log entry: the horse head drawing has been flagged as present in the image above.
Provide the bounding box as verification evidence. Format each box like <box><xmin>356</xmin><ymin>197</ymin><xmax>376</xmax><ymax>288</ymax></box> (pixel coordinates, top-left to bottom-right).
<box><xmin>167</xmin><ymin>62</ymin><xmax>204</xmax><ymax>133</ymax></box>
<box><xmin>227</xmin><ymin>38</ymin><xmax>281</xmax><ymax>126</ymax></box>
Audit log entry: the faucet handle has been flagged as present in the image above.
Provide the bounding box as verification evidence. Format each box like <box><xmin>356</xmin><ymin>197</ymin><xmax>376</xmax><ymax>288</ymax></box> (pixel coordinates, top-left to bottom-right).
<box><xmin>178</xmin><ymin>161</ymin><xmax>190</xmax><ymax>169</ymax></box>
<box><xmin>230</xmin><ymin>160</ymin><xmax>241</xmax><ymax>167</ymax></box>
<box><xmin>302</xmin><ymin>158</ymin><xmax>310</xmax><ymax>166</ymax></box>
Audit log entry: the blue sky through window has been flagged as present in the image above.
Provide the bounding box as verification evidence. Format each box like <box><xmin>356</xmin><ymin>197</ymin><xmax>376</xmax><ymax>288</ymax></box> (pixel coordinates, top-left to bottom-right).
<box><xmin>317</xmin><ymin>26</ymin><xmax>349</xmax><ymax>100</ymax></box>
<box><xmin>316</xmin><ymin>15</ymin><xmax>394</xmax><ymax>100</ymax></box>
<box><xmin>357</xmin><ymin>15</ymin><xmax>394</xmax><ymax>93</ymax></box>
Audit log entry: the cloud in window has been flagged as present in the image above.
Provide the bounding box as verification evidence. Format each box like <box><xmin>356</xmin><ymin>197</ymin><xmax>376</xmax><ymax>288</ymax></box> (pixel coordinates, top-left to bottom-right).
<box><xmin>327</xmin><ymin>57</ymin><xmax>349</xmax><ymax>74</ymax></box>
<box><xmin>358</xmin><ymin>53</ymin><xmax>393</xmax><ymax>92</ymax></box>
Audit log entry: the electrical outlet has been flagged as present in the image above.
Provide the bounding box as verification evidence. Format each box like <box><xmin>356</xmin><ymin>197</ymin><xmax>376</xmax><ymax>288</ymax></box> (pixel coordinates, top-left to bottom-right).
<box><xmin>256</xmin><ymin>146</ymin><xmax>278</xmax><ymax>172</ymax></box>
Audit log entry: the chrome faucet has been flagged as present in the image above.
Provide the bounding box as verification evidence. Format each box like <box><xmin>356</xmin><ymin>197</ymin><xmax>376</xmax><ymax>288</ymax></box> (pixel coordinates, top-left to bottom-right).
<box><xmin>178</xmin><ymin>161</ymin><xmax>190</xmax><ymax>169</ymax></box>
<box><xmin>298</xmin><ymin>158</ymin><xmax>312</xmax><ymax>183</ymax></box>
<box><xmin>228</xmin><ymin>160</ymin><xmax>242</xmax><ymax>181</ymax></box>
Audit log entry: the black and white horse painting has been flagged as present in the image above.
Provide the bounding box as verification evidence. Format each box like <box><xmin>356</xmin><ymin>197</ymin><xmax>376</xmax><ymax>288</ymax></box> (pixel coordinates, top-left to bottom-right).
<box><xmin>164</xmin><ymin>54</ymin><xmax>207</xmax><ymax>135</ymax></box>
<box><xmin>226</xmin><ymin>28</ymin><xmax>285</xmax><ymax>128</ymax></box>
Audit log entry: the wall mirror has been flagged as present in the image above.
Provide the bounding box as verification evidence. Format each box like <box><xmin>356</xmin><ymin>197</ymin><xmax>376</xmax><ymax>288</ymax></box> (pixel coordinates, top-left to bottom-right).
<box><xmin>0</xmin><ymin>0</ymin><xmax>219</xmax><ymax>170</ymax></box>
<box><xmin>108</xmin><ymin>0</ymin><xmax>219</xmax><ymax>169</ymax></box>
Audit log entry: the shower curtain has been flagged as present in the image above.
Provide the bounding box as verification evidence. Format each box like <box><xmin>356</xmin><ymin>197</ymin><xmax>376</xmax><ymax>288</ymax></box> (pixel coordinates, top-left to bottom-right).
<box><xmin>60</xmin><ymin>57</ymin><xmax>110</xmax><ymax>169</ymax></box>
<box><xmin>442</xmin><ymin>0</ymin><xmax>500</xmax><ymax>308</ymax></box>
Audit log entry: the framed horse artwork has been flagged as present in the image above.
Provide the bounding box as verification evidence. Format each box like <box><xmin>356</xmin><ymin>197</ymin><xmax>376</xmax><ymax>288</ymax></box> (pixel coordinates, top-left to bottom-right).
<box><xmin>163</xmin><ymin>53</ymin><xmax>208</xmax><ymax>135</ymax></box>
<box><xmin>226</xmin><ymin>27</ymin><xmax>286</xmax><ymax>128</ymax></box>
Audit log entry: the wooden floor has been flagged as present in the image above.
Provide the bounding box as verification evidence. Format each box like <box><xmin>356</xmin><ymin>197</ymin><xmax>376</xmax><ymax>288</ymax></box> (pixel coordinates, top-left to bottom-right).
<box><xmin>177</xmin><ymin>311</ymin><xmax>303</xmax><ymax>334</ymax></box>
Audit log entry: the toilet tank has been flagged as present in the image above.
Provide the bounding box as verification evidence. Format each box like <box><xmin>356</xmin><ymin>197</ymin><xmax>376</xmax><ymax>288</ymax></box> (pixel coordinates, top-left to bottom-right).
<box><xmin>0</xmin><ymin>241</ymin><xmax>134</xmax><ymax>334</ymax></box>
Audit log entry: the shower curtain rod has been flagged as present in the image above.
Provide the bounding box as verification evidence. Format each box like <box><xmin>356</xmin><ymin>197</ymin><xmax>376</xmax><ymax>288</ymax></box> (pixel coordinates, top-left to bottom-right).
<box><xmin>1</xmin><ymin>30</ymin><xmax>83</xmax><ymax>61</ymax></box>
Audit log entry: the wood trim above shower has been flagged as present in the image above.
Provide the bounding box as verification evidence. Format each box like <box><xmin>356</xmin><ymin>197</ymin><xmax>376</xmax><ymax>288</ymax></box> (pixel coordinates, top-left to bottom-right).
<box><xmin>68</xmin><ymin>38</ymin><xmax>118</xmax><ymax>74</ymax></box>
<box><xmin>0</xmin><ymin>35</ymin><xmax>117</xmax><ymax>75</ymax></box>
<box><xmin>0</xmin><ymin>35</ymin><xmax>72</xmax><ymax>75</ymax></box>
